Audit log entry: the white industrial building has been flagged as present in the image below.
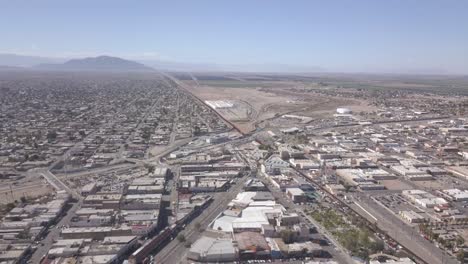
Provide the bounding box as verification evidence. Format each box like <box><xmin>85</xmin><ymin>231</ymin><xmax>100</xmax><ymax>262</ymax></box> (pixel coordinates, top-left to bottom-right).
<box><xmin>402</xmin><ymin>190</ymin><xmax>448</xmax><ymax>208</ymax></box>
<box><xmin>205</xmin><ymin>100</ymin><xmax>234</xmax><ymax>109</ymax></box>
<box><xmin>289</xmin><ymin>159</ymin><xmax>320</xmax><ymax>170</ymax></box>
<box><xmin>442</xmin><ymin>189</ymin><xmax>468</xmax><ymax>201</ymax></box>
<box><xmin>187</xmin><ymin>236</ymin><xmax>238</xmax><ymax>262</ymax></box>
<box><xmin>336</xmin><ymin>108</ymin><xmax>352</xmax><ymax>114</ymax></box>
<box><xmin>391</xmin><ymin>165</ymin><xmax>433</xmax><ymax>181</ymax></box>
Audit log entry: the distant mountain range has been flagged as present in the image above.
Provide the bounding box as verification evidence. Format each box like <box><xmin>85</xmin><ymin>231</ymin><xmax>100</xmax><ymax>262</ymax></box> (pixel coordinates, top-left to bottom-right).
<box><xmin>0</xmin><ymin>53</ymin><xmax>326</xmax><ymax>73</ymax></box>
<box><xmin>0</xmin><ymin>54</ymin><xmax>154</xmax><ymax>72</ymax></box>
<box><xmin>0</xmin><ymin>53</ymin><xmax>461</xmax><ymax>74</ymax></box>
<box><xmin>35</xmin><ymin>55</ymin><xmax>154</xmax><ymax>72</ymax></box>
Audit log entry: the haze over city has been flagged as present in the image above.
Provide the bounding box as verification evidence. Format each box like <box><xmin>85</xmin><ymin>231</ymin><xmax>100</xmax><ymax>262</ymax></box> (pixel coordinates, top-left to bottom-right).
<box><xmin>1</xmin><ymin>0</ymin><xmax>468</xmax><ymax>74</ymax></box>
<box><xmin>1</xmin><ymin>1</ymin><xmax>468</xmax><ymax>264</ymax></box>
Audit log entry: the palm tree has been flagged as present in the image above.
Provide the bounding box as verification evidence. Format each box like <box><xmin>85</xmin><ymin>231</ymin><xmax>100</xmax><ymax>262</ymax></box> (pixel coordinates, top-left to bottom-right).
<box><xmin>457</xmin><ymin>236</ymin><xmax>465</xmax><ymax>247</ymax></box>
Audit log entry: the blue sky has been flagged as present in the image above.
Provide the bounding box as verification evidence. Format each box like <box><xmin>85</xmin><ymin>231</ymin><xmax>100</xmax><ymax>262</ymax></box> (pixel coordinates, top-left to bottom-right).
<box><xmin>1</xmin><ymin>0</ymin><xmax>467</xmax><ymax>74</ymax></box>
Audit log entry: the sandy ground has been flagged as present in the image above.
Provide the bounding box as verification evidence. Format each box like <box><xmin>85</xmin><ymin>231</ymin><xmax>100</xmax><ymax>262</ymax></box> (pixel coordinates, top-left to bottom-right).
<box><xmin>381</xmin><ymin>179</ymin><xmax>413</xmax><ymax>191</ymax></box>
<box><xmin>412</xmin><ymin>180</ymin><xmax>451</xmax><ymax>190</ymax></box>
<box><xmin>185</xmin><ymin>81</ymin><xmax>371</xmax><ymax>133</ymax></box>
<box><xmin>0</xmin><ymin>181</ymin><xmax>53</xmax><ymax>204</ymax></box>
<box><xmin>186</xmin><ymin>84</ymin><xmax>289</xmax><ymax>133</ymax></box>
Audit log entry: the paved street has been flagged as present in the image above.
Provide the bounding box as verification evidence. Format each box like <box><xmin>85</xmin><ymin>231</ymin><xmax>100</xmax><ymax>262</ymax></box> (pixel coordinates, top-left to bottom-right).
<box><xmin>27</xmin><ymin>169</ymin><xmax>83</xmax><ymax>263</ymax></box>
<box><xmin>351</xmin><ymin>194</ymin><xmax>458</xmax><ymax>264</ymax></box>
<box><xmin>28</xmin><ymin>199</ymin><xmax>82</xmax><ymax>263</ymax></box>
<box><xmin>287</xmin><ymin>167</ymin><xmax>457</xmax><ymax>264</ymax></box>
<box><xmin>153</xmin><ymin>173</ymin><xmax>251</xmax><ymax>264</ymax></box>
<box><xmin>257</xmin><ymin>175</ymin><xmax>356</xmax><ymax>264</ymax></box>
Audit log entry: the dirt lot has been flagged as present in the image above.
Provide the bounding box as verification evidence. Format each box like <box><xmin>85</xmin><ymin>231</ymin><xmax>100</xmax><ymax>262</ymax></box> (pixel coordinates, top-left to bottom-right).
<box><xmin>0</xmin><ymin>180</ymin><xmax>53</xmax><ymax>204</ymax></box>
<box><xmin>381</xmin><ymin>179</ymin><xmax>414</xmax><ymax>191</ymax></box>
<box><xmin>183</xmin><ymin>80</ymin><xmax>372</xmax><ymax>133</ymax></box>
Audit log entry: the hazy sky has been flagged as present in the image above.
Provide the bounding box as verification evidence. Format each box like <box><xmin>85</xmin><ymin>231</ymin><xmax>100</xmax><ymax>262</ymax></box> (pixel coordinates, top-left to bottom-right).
<box><xmin>1</xmin><ymin>0</ymin><xmax>467</xmax><ymax>74</ymax></box>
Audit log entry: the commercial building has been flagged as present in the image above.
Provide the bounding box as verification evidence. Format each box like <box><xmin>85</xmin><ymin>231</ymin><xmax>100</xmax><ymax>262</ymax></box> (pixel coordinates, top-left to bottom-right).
<box><xmin>336</xmin><ymin>169</ymin><xmax>385</xmax><ymax>191</ymax></box>
<box><xmin>83</xmin><ymin>194</ymin><xmax>122</xmax><ymax>210</ymax></box>
<box><xmin>402</xmin><ymin>190</ymin><xmax>449</xmax><ymax>208</ymax></box>
<box><xmin>391</xmin><ymin>165</ymin><xmax>433</xmax><ymax>181</ymax></box>
<box><xmin>81</xmin><ymin>182</ymin><xmax>98</xmax><ymax>196</ymax></box>
<box><xmin>441</xmin><ymin>189</ymin><xmax>468</xmax><ymax>202</ymax></box>
<box><xmin>399</xmin><ymin>210</ymin><xmax>426</xmax><ymax>223</ymax></box>
<box><xmin>262</xmin><ymin>155</ymin><xmax>290</xmax><ymax>175</ymax></box>
<box><xmin>61</xmin><ymin>226</ymin><xmax>133</xmax><ymax>240</ymax></box>
<box><xmin>286</xmin><ymin>188</ymin><xmax>307</xmax><ymax>203</ymax></box>
<box><xmin>122</xmin><ymin>194</ymin><xmax>162</xmax><ymax>210</ymax></box>
<box><xmin>187</xmin><ymin>236</ymin><xmax>237</xmax><ymax>262</ymax></box>
<box><xmin>289</xmin><ymin>159</ymin><xmax>320</xmax><ymax>170</ymax></box>
<box><xmin>235</xmin><ymin>231</ymin><xmax>271</xmax><ymax>258</ymax></box>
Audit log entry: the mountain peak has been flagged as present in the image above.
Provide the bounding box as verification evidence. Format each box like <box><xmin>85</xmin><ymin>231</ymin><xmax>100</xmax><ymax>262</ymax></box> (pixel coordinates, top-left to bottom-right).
<box><xmin>35</xmin><ymin>55</ymin><xmax>154</xmax><ymax>72</ymax></box>
<box><xmin>61</xmin><ymin>55</ymin><xmax>154</xmax><ymax>71</ymax></box>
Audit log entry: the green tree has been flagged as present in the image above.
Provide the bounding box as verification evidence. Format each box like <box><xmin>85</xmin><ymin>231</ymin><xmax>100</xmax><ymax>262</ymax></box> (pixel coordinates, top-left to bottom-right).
<box><xmin>193</xmin><ymin>126</ymin><xmax>201</xmax><ymax>136</ymax></box>
<box><xmin>177</xmin><ymin>234</ymin><xmax>186</xmax><ymax>243</ymax></box>
<box><xmin>142</xmin><ymin>131</ymin><xmax>151</xmax><ymax>141</ymax></box>
<box><xmin>418</xmin><ymin>223</ymin><xmax>427</xmax><ymax>233</ymax></box>
<box><xmin>47</xmin><ymin>130</ymin><xmax>57</xmax><ymax>141</ymax></box>
<box><xmin>145</xmin><ymin>164</ymin><xmax>155</xmax><ymax>174</ymax></box>
<box><xmin>457</xmin><ymin>250</ymin><xmax>465</xmax><ymax>263</ymax></box>
<box><xmin>280</xmin><ymin>230</ymin><xmax>295</xmax><ymax>244</ymax></box>
<box><xmin>358</xmin><ymin>229</ymin><xmax>371</xmax><ymax>248</ymax></box>
<box><xmin>457</xmin><ymin>236</ymin><xmax>465</xmax><ymax>246</ymax></box>
<box><xmin>370</xmin><ymin>239</ymin><xmax>385</xmax><ymax>253</ymax></box>
<box><xmin>5</xmin><ymin>203</ymin><xmax>15</xmax><ymax>211</ymax></box>
<box><xmin>356</xmin><ymin>249</ymin><xmax>369</xmax><ymax>261</ymax></box>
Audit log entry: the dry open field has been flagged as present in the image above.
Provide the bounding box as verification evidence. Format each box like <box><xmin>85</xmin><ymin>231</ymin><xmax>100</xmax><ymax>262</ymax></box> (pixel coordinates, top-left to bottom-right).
<box><xmin>182</xmin><ymin>78</ymin><xmax>373</xmax><ymax>133</ymax></box>
<box><xmin>381</xmin><ymin>179</ymin><xmax>414</xmax><ymax>191</ymax></box>
<box><xmin>0</xmin><ymin>179</ymin><xmax>53</xmax><ymax>204</ymax></box>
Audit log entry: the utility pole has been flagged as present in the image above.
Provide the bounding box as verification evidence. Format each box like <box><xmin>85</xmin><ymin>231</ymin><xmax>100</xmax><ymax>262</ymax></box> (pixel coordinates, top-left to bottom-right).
<box><xmin>9</xmin><ymin>184</ymin><xmax>14</xmax><ymax>202</ymax></box>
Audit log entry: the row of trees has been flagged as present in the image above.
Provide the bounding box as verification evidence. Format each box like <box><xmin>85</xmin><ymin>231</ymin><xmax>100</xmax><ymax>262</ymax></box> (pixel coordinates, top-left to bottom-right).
<box><xmin>419</xmin><ymin>223</ymin><xmax>465</xmax><ymax>252</ymax></box>
<box><xmin>310</xmin><ymin>208</ymin><xmax>384</xmax><ymax>261</ymax></box>
<box><xmin>336</xmin><ymin>227</ymin><xmax>384</xmax><ymax>260</ymax></box>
